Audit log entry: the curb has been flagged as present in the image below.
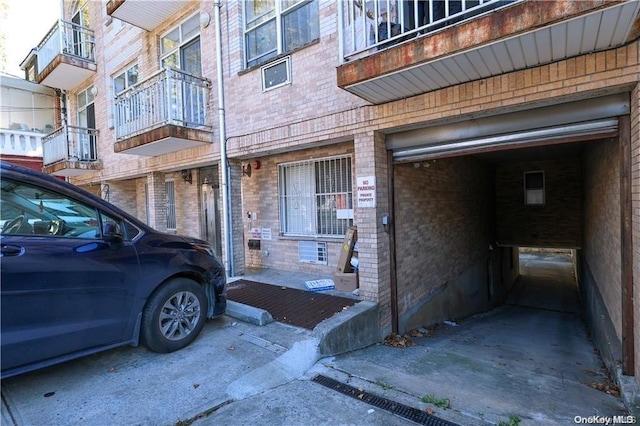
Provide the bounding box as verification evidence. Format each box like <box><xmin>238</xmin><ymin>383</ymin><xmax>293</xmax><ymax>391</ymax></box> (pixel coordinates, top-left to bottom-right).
<box><xmin>225</xmin><ymin>300</ymin><xmax>273</xmax><ymax>326</ymax></box>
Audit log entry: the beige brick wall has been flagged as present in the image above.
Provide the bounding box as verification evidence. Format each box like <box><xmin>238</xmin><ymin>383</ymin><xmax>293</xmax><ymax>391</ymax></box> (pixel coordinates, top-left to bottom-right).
<box><xmin>496</xmin><ymin>158</ymin><xmax>582</xmax><ymax>248</ymax></box>
<box><xmin>224</xmin><ymin>1</ymin><xmax>368</xmax><ymax>140</ymax></box>
<box><xmin>583</xmin><ymin>140</ymin><xmax>622</xmax><ymax>339</ymax></box>
<box><xmin>106</xmin><ymin>180</ymin><xmax>137</xmax><ymax>217</ymax></box>
<box><xmin>393</xmin><ymin>156</ymin><xmax>493</xmax><ymax>318</ymax></box>
<box><xmin>241</xmin><ymin>142</ymin><xmax>354</xmax><ymax>275</ymax></box>
<box><xmin>355</xmin><ymin>131</ymin><xmax>392</xmax><ymax>335</ymax></box>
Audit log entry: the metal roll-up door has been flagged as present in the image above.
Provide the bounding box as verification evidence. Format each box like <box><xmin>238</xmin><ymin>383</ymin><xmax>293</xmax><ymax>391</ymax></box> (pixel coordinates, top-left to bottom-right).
<box><xmin>390</xmin><ymin>93</ymin><xmax>629</xmax><ymax>163</ymax></box>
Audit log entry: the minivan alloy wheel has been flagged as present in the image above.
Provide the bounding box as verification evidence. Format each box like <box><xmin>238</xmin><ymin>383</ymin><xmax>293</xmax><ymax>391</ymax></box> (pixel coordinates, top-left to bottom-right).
<box><xmin>159</xmin><ymin>291</ymin><xmax>201</xmax><ymax>341</ymax></box>
<box><xmin>142</xmin><ymin>278</ymin><xmax>209</xmax><ymax>353</ymax></box>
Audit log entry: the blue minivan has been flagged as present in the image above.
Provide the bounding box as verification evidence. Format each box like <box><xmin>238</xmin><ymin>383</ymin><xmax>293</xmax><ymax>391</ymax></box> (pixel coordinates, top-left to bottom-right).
<box><xmin>0</xmin><ymin>161</ymin><xmax>226</xmax><ymax>378</ymax></box>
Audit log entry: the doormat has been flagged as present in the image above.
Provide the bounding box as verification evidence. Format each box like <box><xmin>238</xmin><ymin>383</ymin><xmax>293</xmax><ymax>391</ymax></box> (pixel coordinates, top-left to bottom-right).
<box><xmin>226</xmin><ymin>280</ymin><xmax>357</xmax><ymax>330</ymax></box>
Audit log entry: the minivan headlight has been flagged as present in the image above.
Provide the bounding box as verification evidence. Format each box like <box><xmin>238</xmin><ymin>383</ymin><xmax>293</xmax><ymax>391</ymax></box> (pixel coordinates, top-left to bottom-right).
<box><xmin>191</xmin><ymin>243</ymin><xmax>215</xmax><ymax>257</ymax></box>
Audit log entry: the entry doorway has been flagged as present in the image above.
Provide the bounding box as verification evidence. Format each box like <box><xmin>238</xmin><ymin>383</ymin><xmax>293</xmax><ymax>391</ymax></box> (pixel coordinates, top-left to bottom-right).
<box><xmin>199</xmin><ymin>166</ymin><xmax>222</xmax><ymax>258</ymax></box>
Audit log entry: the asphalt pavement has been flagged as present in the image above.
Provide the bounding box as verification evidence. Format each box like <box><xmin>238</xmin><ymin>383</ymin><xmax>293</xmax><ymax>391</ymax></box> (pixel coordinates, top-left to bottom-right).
<box><xmin>1</xmin><ymin>253</ymin><xmax>634</xmax><ymax>426</ymax></box>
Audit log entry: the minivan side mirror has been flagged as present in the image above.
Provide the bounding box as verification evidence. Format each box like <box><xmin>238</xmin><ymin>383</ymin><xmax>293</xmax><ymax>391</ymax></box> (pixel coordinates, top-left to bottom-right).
<box><xmin>102</xmin><ymin>222</ymin><xmax>123</xmax><ymax>245</ymax></box>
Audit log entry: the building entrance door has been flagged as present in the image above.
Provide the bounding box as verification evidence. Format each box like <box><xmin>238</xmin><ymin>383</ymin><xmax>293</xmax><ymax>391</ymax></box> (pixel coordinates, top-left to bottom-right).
<box><xmin>200</xmin><ymin>167</ymin><xmax>222</xmax><ymax>258</ymax></box>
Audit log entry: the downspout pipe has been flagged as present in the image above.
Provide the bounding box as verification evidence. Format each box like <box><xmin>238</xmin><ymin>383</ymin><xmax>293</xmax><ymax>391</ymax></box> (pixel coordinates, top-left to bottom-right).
<box><xmin>213</xmin><ymin>0</ymin><xmax>234</xmax><ymax>277</ymax></box>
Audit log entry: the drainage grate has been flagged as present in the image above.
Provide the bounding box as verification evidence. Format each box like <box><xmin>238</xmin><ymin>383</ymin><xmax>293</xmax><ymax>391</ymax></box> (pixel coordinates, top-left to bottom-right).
<box><xmin>312</xmin><ymin>375</ymin><xmax>459</xmax><ymax>426</ymax></box>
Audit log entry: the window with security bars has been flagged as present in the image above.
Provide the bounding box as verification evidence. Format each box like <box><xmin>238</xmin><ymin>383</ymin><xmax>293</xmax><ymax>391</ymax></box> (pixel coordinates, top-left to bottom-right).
<box><xmin>279</xmin><ymin>156</ymin><xmax>353</xmax><ymax>237</ymax></box>
<box><xmin>166</xmin><ymin>180</ymin><xmax>176</xmax><ymax>230</ymax></box>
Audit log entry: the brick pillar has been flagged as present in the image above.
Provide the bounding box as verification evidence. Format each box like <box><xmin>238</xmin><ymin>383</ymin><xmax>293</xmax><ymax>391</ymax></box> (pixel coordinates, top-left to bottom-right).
<box><xmin>146</xmin><ymin>172</ymin><xmax>166</xmax><ymax>232</ymax></box>
<box><xmin>354</xmin><ymin>131</ymin><xmax>392</xmax><ymax>338</ymax></box>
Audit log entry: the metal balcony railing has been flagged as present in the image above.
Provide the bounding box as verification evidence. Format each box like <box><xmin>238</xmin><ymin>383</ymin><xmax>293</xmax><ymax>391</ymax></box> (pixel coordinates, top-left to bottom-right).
<box><xmin>36</xmin><ymin>20</ymin><xmax>95</xmax><ymax>72</ymax></box>
<box><xmin>114</xmin><ymin>68</ymin><xmax>212</xmax><ymax>140</ymax></box>
<box><xmin>42</xmin><ymin>125</ymin><xmax>98</xmax><ymax>166</ymax></box>
<box><xmin>340</xmin><ymin>0</ymin><xmax>518</xmax><ymax>62</ymax></box>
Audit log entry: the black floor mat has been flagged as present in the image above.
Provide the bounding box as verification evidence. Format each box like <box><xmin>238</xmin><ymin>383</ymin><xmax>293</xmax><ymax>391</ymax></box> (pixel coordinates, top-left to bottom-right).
<box><xmin>226</xmin><ymin>280</ymin><xmax>357</xmax><ymax>330</ymax></box>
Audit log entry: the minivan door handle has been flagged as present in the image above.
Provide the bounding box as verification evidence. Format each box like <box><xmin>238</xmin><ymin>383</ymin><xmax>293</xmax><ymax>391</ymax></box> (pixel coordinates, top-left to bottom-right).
<box><xmin>1</xmin><ymin>244</ymin><xmax>25</xmax><ymax>257</ymax></box>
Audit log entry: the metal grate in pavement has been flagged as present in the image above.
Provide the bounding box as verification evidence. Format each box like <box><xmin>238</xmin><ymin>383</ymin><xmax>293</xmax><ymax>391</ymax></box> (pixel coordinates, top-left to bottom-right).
<box><xmin>312</xmin><ymin>374</ymin><xmax>460</xmax><ymax>426</ymax></box>
<box><xmin>226</xmin><ymin>280</ymin><xmax>357</xmax><ymax>330</ymax></box>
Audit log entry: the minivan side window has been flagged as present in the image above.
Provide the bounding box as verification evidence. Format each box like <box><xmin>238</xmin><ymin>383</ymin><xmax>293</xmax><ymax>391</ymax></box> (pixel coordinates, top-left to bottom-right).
<box><xmin>0</xmin><ymin>178</ymin><xmax>117</xmax><ymax>240</ymax></box>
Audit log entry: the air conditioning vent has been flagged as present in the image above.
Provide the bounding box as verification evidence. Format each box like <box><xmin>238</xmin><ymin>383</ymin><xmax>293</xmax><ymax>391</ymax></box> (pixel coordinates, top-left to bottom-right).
<box><xmin>298</xmin><ymin>241</ymin><xmax>327</xmax><ymax>265</ymax></box>
<box><xmin>261</xmin><ymin>57</ymin><xmax>291</xmax><ymax>91</ymax></box>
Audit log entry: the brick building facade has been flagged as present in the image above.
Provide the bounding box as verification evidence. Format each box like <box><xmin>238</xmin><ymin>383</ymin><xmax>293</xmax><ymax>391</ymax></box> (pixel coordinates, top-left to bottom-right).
<box><xmin>21</xmin><ymin>0</ymin><xmax>640</xmax><ymax>398</ymax></box>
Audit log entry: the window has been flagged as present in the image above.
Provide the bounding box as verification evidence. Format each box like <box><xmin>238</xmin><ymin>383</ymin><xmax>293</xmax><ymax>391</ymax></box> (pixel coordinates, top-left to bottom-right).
<box><xmin>77</xmin><ymin>86</ymin><xmax>96</xmax><ymax>160</ymax></box>
<box><xmin>166</xmin><ymin>180</ymin><xmax>176</xmax><ymax>230</ymax></box>
<box><xmin>298</xmin><ymin>241</ymin><xmax>328</xmax><ymax>264</ymax></box>
<box><xmin>160</xmin><ymin>14</ymin><xmax>201</xmax><ymax>75</ymax></box>
<box><xmin>524</xmin><ymin>171</ymin><xmax>545</xmax><ymax>206</ymax></box>
<box><xmin>244</xmin><ymin>0</ymin><xmax>319</xmax><ymax>68</ymax></box>
<box><xmin>0</xmin><ymin>178</ymin><xmax>125</xmax><ymax>240</ymax></box>
<box><xmin>114</xmin><ymin>64</ymin><xmax>138</xmax><ymax>95</ymax></box>
<box><xmin>262</xmin><ymin>56</ymin><xmax>291</xmax><ymax>91</ymax></box>
<box><xmin>279</xmin><ymin>156</ymin><xmax>353</xmax><ymax>237</ymax></box>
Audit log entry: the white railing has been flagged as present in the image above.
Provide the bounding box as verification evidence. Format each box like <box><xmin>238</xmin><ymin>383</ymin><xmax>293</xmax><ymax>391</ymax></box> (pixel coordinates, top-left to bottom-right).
<box><xmin>114</xmin><ymin>68</ymin><xmax>212</xmax><ymax>140</ymax></box>
<box><xmin>42</xmin><ymin>125</ymin><xmax>98</xmax><ymax>166</ymax></box>
<box><xmin>0</xmin><ymin>130</ymin><xmax>43</xmax><ymax>157</ymax></box>
<box><xmin>36</xmin><ymin>20</ymin><xmax>95</xmax><ymax>73</ymax></box>
<box><xmin>341</xmin><ymin>0</ymin><xmax>518</xmax><ymax>61</ymax></box>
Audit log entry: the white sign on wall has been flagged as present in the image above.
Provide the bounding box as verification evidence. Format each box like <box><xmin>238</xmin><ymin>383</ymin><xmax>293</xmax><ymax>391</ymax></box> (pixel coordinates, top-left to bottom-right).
<box><xmin>357</xmin><ymin>176</ymin><xmax>376</xmax><ymax>208</ymax></box>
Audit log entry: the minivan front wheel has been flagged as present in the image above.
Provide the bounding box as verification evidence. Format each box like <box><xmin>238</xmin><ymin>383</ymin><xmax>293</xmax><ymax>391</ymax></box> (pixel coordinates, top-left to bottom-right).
<box><xmin>141</xmin><ymin>278</ymin><xmax>208</xmax><ymax>353</ymax></box>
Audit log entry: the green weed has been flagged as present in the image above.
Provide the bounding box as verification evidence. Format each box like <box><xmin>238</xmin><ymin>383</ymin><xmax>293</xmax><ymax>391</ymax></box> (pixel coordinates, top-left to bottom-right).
<box><xmin>421</xmin><ymin>394</ymin><xmax>451</xmax><ymax>409</ymax></box>
<box><xmin>498</xmin><ymin>414</ymin><xmax>521</xmax><ymax>426</ymax></box>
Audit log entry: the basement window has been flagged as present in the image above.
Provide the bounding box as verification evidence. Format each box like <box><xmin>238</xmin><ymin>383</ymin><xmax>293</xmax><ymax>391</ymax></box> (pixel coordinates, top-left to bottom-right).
<box><xmin>524</xmin><ymin>171</ymin><xmax>545</xmax><ymax>206</ymax></box>
<box><xmin>298</xmin><ymin>241</ymin><xmax>327</xmax><ymax>264</ymax></box>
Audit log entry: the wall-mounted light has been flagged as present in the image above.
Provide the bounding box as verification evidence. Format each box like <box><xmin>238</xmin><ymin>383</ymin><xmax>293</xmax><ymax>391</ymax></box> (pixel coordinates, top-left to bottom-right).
<box><xmin>242</xmin><ymin>163</ymin><xmax>252</xmax><ymax>177</ymax></box>
<box><xmin>181</xmin><ymin>169</ymin><xmax>192</xmax><ymax>184</ymax></box>
<box><xmin>200</xmin><ymin>12</ymin><xmax>210</xmax><ymax>28</ymax></box>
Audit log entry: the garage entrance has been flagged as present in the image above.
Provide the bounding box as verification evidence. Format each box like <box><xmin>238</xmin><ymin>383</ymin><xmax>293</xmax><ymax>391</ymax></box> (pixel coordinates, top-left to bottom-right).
<box><xmin>387</xmin><ymin>93</ymin><xmax>632</xmax><ymax>376</ymax></box>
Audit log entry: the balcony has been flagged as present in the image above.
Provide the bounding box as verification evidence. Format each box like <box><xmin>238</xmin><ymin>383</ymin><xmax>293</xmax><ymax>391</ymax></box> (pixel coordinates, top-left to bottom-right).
<box><xmin>27</xmin><ymin>20</ymin><xmax>96</xmax><ymax>91</ymax></box>
<box><xmin>337</xmin><ymin>0</ymin><xmax>640</xmax><ymax>104</ymax></box>
<box><xmin>113</xmin><ymin>68</ymin><xmax>213</xmax><ymax>157</ymax></box>
<box><xmin>106</xmin><ymin>0</ymin><xmax>186</xmax><ymax>31</ymax></box>
<box><xmin>42</xmin><ymin>125</ymin><xmax>101</xmax><ymax>177</ymax></box>
<box><xmin>0</xmin><ymin>129</ymin><xmax>44</xmax><ymax>165</ymax></box>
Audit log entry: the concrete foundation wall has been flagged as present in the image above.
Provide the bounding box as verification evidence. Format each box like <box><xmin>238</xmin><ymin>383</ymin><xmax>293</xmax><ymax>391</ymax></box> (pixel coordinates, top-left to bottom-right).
<box><xmin>393</xmin><ymin>156</ymin><xmax>497</xmax><ymax>332</ymax></box>
<box><xmin>496</xmin><ymin>158</ymin><xmax>582</xmax><ymax>248</ymax></box>
<box><xmin>578</xmin><ymin>253</ymin><xmax>622</xmax><ymax>377</ymax></box>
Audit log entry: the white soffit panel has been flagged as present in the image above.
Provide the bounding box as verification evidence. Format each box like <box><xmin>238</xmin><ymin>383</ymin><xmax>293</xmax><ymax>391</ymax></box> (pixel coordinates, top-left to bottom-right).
<box><xmin>347</xmin><ymin>1</ymin><xmax>640</xmax><ymax>104</ymax></box>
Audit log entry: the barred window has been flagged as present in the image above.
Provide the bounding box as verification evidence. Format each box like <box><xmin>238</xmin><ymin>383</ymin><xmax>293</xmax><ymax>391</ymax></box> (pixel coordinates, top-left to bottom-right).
<box><xmin>279</xmin><ymin>156</ymin><xmax>353</xmax><ymax>237</ymax></box>
<box><xmin>165</xmin><ymin>180</ymin><xmax>176</xmax><ymax>230</ymax></box>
